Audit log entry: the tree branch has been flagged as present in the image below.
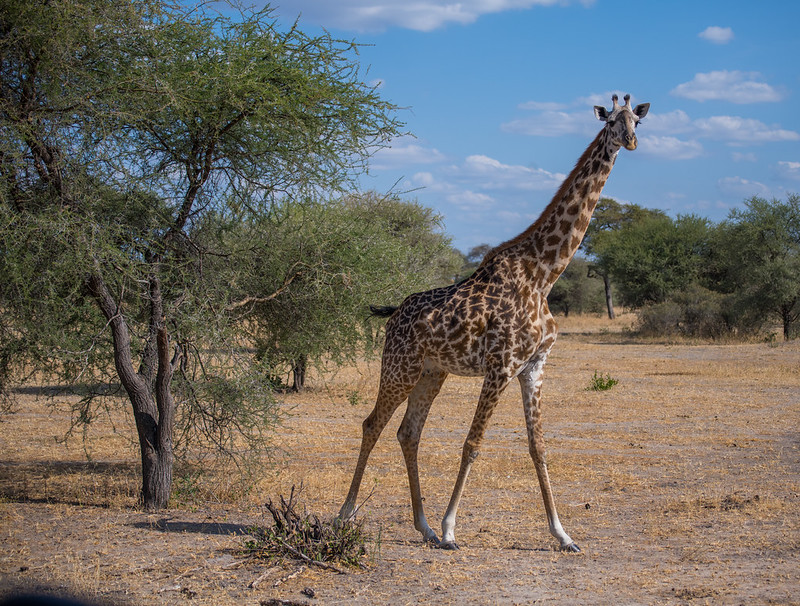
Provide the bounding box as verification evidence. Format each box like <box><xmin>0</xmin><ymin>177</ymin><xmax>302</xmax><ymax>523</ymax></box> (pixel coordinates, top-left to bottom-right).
<box><xmin>225</xmin><ymin>263</ymin><xmax>309</xmax><ymax>312</ymax></box>
<box><xmin>85</xmin><ymin>271</ymin><xmax>146</xmax><ymax>396</ymax></box>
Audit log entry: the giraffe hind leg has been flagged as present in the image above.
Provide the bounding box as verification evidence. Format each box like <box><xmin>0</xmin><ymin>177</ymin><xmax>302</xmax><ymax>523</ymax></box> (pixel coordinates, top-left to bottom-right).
<box><xmin>397</xmin><ymin>364</ymin><xmax>448</xmax><ymax>545</ymax></box>
<box><xmin>338</xmin><ymin>355</ymin><xmax>422</xmax><ymax>521</ymax></box>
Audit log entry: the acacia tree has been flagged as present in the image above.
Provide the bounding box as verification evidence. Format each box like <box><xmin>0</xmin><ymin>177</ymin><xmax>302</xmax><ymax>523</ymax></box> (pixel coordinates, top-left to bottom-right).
<box><xmin>204</xmin><ymin>192</ymin><xmax>462</xmax><ymax>390</ymax></box>
<box><xmin>588</xmin><ymin>211</ymin><xmax>711</xmax><ymax>308</ymax></box>
<box><xmin>0</xmin><ymin>0</ymin><xmax>402</xmax><ymax>508</ymax></box>
<box><xmin>711</xmin><ymin>195</ymin><xmax>800</xmax><ymax>340</ymax></box>
<box><xmin>582</xmin><ymin>198</ymin><xmax>668</xmax><ymax>318</ymax></box>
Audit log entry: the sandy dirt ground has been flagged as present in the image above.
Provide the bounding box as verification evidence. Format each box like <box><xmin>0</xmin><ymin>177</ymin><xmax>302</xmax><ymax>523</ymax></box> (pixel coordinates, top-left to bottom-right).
<box><xmin>1</xmin><ymin>315</ymin><xmax>799</xmax><ymax>605</ymax></box>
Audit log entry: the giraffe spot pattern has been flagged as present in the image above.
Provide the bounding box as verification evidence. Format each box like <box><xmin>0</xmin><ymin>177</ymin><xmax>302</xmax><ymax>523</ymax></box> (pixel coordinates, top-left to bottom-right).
<box><xmin>340</xmin><ymin>96</ymin><xmax>648</xmax><ymax>551</ymax></box>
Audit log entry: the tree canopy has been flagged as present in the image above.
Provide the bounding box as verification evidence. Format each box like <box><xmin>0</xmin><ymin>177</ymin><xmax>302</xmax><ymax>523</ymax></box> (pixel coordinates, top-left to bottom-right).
<box><xmin>587</xmin><ymin>208</ymin><xmax>711</xmax><ymax>308</ymax></box>
<box><xmin>200</xmin><ymin>191</ymin><xmax>462</xmax><ymax>389</ymax></box>
<box><xmin>711</xmin><ymin>195</ymin><xmax>800</xmax><ymax>339</ymax></box>
<box><xmin>0</xmin><ymin>0</ymin><xmax>411</xmax><ymax>508</ymax></box>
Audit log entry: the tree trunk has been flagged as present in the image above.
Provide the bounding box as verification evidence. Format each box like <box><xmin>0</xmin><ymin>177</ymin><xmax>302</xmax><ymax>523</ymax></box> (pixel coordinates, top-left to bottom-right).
<box><xmin>292</xmin><ymin>354</ymin><xmax>307</xmax><ymax>392</ymax></box>
<box><xmin>87</xmin><ymin>271</ymin><xmax>179</xmax><ymax>510</ymax></box>
<box><xmin>603</xmin><ymin>274</ymin><xmax>616</xmax><ymax>320</ymax></box>
<box><xmin>782</xmin><ymin>305</ymin><xmax>791</xmax><ymax>341</ymax></box>
<box><xmin>132</xmin><ymin>390</ymin><xmax>173</xmax><ymax>510</ymax></box>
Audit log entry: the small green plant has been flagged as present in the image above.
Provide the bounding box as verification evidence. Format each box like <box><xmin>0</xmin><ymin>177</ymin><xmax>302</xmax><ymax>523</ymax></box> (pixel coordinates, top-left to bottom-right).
<box><xmin>587</xmin><ymin>370</ymin><xmax>619</xmax><ymax>391</ymax></box>
<box><xmin>346</xmin><ymin>389</ymin><xmax>364</xmax><ymax>407</ymax></box>
<box><xmin>243</xmin><ymin>485</ymin><xmax>367</xmax><ymax>570</ymax></box>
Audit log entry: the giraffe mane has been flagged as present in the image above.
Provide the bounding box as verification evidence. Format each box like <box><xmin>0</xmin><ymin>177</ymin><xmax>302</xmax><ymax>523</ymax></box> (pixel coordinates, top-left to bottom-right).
<box><xmin>479</xmin><ymin>127</ymin><xmax>605</xmax><ymax>266</ymax></box>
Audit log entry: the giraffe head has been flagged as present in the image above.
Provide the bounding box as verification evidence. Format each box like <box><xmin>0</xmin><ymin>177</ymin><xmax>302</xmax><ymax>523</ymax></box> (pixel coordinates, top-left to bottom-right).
<box><xmin>593</xmin><ymin>94</ymin><xmax>650</xmax><ymax>151</ymax></box>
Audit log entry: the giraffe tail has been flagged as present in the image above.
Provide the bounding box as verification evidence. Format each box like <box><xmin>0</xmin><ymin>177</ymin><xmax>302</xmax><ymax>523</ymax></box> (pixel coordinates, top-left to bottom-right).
<box><xmin>368</xmin><ymin>305</ymin><xmax>398</xmax><ymax>318</ymax></box>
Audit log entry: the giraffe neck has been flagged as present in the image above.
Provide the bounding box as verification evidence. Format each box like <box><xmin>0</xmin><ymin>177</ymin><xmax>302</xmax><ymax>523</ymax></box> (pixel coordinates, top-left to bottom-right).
<box><xmin>485</xmin><ymin>127</ymin><xmax>619</xmax><ymax>292</ymax></box>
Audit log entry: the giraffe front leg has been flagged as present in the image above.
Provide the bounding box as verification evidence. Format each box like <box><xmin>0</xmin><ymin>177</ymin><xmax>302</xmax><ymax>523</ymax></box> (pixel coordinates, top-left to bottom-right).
<box><xmin>439</xmin><ymin>441</ymin><xmax>479</xmax><ymax>550</ymax></box>
<box><xmin>439</xmin><ymin>372</ymin><xmax>507</xmax><ymax>550</ymax></box>
<box><xmin>519</xmin><ymin>359</ymin><xmax>580</xmax><ymax>552</ymax></box>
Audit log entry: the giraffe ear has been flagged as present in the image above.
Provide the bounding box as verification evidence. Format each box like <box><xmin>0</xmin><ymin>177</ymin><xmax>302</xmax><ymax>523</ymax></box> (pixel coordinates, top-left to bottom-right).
<box><xmin>633</xmin><ymin>103</ymin><xmax>650</xmax><ymax>119</ymax></box>
<box><xmin>594</xmin><ymin>106</ymin><xmax>609</xmax><ymax>121</ymax></box>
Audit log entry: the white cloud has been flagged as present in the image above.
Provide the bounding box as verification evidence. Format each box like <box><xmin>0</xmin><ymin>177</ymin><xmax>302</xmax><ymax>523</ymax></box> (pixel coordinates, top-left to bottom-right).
<box><xmin>370</xmin><ymin>138</ymin><xmax>447</xmax><ymax>170</ymax></box>
<box><xmin>638</xmin><ymin>135</ymin><xmax>704</xmax><ymax>160</ymax></box>
<box><xmin>501</xmin><ymin>110</ymin><xmax>598</xmax><ymax>137</ymax></box>
<box><xmin>411</xmin><ymin>171</ymin><xmax>436</xmax><ymax>187</ymax></box>
<box><xmin>671</xmin><ymin>70</ymin><xmax>783</xmax><ymax>103</ymax></box>
<box><xmin>402</xmin><ymin>153</ymin><xmax>566</xmax><ymax>214</ymax></box>
<box><xmin>776</xmin><ymin>161</ymin><xmax>800</xmax><ymax>181</ymax></box>
<box><xmin>458</xmin><ymin>154</ymin><xmax>565</xmax><ymax>191</ymax></box>
<box><xmin>505</xmin><ymin>93</ymin><xmax>798</xmax><ymax>154</ymax></box>
<box><xmin>269</xmin><ymin>0</ymin><xmax>593</xmax><ymax>32</ymax></box>
<box><xmin>718</xmin><ymin>176</ymin><xmax>771</xmax><ymax>198</ymax></box>
<box><xmin>641</xmin><ymin>109</ymin><xmax>692</xmax><ymax>134</ymax></box>
<box><xmin>698</xmin><ymin>26</ymin><xmax>734</xmax><ymax>44</ymax></box>
<box><xmin>694</xmin><ymin>116</ymin><xmax>800</xmax><ymax>144</ymax></box>
<box><xmin>446</xmin><ymin>189</ymin><xmax>495</xmax><ymax>209</ymax></box>
<box><xmin>503</xmin><ymin>92</ymin><xmax>650</xmax><ymax>138</ymax></box>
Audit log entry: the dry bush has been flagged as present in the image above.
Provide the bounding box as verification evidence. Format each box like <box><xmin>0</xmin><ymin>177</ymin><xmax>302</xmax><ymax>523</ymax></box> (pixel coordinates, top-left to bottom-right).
<box><xmin>244</xmin><ymin>485</ymin><xmax>367</xmax><ymax>569</ymax></box>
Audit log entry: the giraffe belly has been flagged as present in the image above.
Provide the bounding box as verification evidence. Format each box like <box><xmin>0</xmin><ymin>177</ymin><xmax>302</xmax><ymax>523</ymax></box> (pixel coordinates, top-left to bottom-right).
<box><xmin>425</xmin><ymin>324</ymin><xmax>549</xmax><ymax>379</ymax></box>
<box><xmin>428</xmin><ymin>355</ymin><xmax>485</xmax><ymax>377</ymax></box>
<box><xmin>424</xmin><ymin>336</ymin><xmax>492</xmax><ymax>378</ymax></box>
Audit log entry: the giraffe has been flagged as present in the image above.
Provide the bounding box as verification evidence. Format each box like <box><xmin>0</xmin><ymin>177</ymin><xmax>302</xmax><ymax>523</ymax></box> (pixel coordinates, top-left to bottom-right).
<box><xmin>339</xmin><ymin>94</ymin><xmax>649</xmax><ymax>552</ymax></box>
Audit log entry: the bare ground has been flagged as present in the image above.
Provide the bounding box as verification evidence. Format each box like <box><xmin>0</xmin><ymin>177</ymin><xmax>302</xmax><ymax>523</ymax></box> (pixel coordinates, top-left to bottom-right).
<box><xmin>1</xmin><ymin>314</ymin><xmax>799</xmax><ymax>605</ymax></box>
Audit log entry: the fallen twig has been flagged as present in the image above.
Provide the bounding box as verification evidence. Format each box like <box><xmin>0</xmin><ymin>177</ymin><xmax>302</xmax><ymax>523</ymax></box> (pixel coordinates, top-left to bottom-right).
<box><xmin>276</xmin><ymin>538</ymin><xmax>347</xmax><ymax>574</ymax></box>
<box><xmin>249</xmin><ymin>565</ymin><xmax>281</xmax><ymax>589</ymax></box>
<box><xmin>272</xmin><ymin>565</ymin><xmax>306</xmax><ymax>588</ymax></box>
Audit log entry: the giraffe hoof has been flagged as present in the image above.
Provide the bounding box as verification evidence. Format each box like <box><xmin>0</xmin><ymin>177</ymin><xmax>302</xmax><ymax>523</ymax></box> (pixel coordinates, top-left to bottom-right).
<box><xmin>561</xmin><ymin>542</ymin><xmax>581</xmax><ymax>553</ymax></box>
<box><xmin>424</xmin><ymin>534</ymin><xmax>441</xmax><ymax>547</ymax></box>
<box><xmin>437</xmin><ymin>541</ymin><xmax>460</xmax><ymax>550</ymax></box>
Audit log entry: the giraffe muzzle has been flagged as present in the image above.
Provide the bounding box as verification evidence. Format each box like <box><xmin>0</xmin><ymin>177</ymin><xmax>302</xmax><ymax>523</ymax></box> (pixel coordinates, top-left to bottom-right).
<box><xmin>624</xmin><ymin>135</ymin><xmax>637</xmax><ymax>151</ymax></box>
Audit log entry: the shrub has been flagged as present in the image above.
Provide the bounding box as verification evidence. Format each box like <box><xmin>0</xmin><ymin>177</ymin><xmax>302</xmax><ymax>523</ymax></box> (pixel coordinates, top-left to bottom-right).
<box><xmin>637</xmin><ymin>284</ymin><xmax>728</xmax><ymax>338</ymax></box>
<box><xmin>244</xmin><ymin>485</ymin><xmax>367</xmax><ymax>569</ymax></box>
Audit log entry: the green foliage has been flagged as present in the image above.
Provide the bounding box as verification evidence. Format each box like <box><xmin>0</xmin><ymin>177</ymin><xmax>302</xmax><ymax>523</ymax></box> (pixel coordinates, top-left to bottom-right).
<box><xmin>591</xmin><ymin>213</ymin><xmax>712</xmax><ymax>308</ymax></box>
<box><xmin>347</xmin><ymin>390</ymin><xmax>365</xmax><ymax>407</ymax></box>
<box><xmin>547</xmin><ymin>256</ymin><xmax>606</xmax><ymax>316</ymax></box>
<box><xmin>585</xmin><ymin>195</ymin><xmax>799</xmax><ymax>340</ymax></box>
<box><xmin>587</xmin><ymin>371</ymin><xmax>618</xmax><ymax>391</ymax></box>
<box><xmin>709</xmin><ymin>195</ymin><xmax>800</xmax><ymax>340</ymax></box>
<box><xmin>582</xmin><ymin>198</ymin><xmax>669</xmax><ymax>317</ymax></box>
<box><xmin>203</xmin><ymin>191</ymin><xmax>462</xmax><ymax>384</ymax></box>
<box><xmin>637</xmin><ymin>283</ymin><xmax>728</xmax><ymax>339</ymax></box>
<box><xmin>0</xmin><ymin>0</ymin><xmax>405</xmax><ymax>507</ymax></box>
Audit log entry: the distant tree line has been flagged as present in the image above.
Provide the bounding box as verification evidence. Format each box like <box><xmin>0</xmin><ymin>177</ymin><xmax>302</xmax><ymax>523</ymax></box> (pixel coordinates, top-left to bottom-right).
<box><xmin>585</xmin><ymin>195</ymin><xmax>800</xmax><ymax>340</ymax></box>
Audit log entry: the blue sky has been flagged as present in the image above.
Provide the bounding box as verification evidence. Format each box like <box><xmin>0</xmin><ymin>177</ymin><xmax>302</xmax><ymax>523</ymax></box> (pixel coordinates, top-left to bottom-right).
<box><xmin>261</xmin><ymin>0</ymin><xmax>800</xmax><ymax>252</ymax></box>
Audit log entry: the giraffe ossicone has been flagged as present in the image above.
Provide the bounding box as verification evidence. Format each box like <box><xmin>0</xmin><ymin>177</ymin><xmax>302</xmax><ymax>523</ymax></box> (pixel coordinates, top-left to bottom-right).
<box><xmin>338</xmin><ymin>94</ymin><xmax>649</xmax><ymax>552</ymax></box>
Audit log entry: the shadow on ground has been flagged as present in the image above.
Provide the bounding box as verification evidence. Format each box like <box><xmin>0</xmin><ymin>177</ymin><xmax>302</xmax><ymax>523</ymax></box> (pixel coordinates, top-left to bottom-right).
<box><xmin>131</xmin><ymin>518</ymin><xmax>250</xmax><ymax>536</ymax></box>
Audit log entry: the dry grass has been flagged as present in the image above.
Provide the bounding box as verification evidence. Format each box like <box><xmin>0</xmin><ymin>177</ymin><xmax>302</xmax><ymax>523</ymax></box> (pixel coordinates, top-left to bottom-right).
<box><xmin>1</xmin><ymin>313</ymin><xmax>799</xmax><ymax>605</ymax></box>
